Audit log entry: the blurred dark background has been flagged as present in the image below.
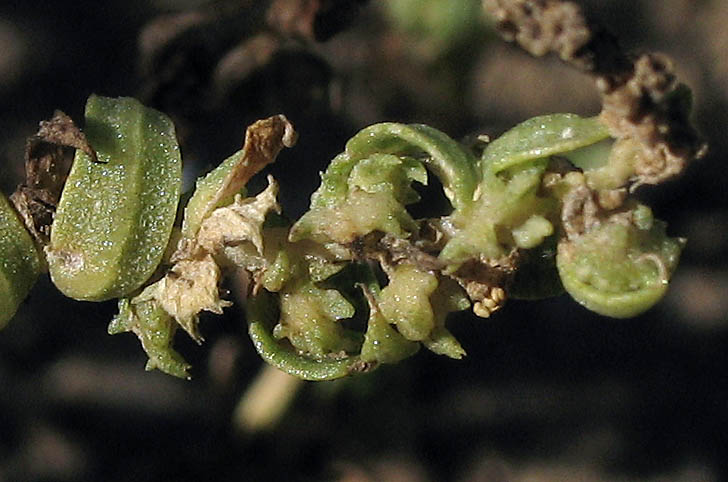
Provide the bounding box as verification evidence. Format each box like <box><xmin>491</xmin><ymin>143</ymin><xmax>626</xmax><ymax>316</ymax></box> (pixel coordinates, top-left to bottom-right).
<box><xmin>1</xmin><ymin>1</ymin><xmax>727</xmax><ymax>480</ymax></box>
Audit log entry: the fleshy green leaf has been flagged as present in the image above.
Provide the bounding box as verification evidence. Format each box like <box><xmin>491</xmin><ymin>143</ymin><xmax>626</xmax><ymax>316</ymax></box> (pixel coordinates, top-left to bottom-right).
<box><xmin>557</xmin><ymin>211</ymin><xmax>684</xmax><ymax>318</ymax></box>
<box><xmin>439</xmin><ymin>166</ymin><xmax>556</xmax><ymax>264</ymax></box>
<box><xmin>378</xmin><ymin>264</ymin><xmax>439</xmax><ymax>341</ymax></box>
<box><xmin>47</xmin><ymin>95</ymin><xmax>182</xmax><ymax>301</ymax></box>
<box><xmin>290</xmin><ymin>122</ymin><xmax>480</xmax><ymax>244</ymax></box>
<box><xmin>274</xmin><ymin>280</ymin><xmax>359</xmax><ymax>358</ymax></box>
<box><xmin>360</xmin><ymin>304</ymin><xmax>420</xmax><ymax>364</ymax></box>
<box><xmin>421</xmin><ymin>278</ymin><xmax>470</xmax><ymax>358</ymax></box>
<box><xmin>482</xmin><ymin>114</ymin><xmax>610</xmax><ymax>174</ymax></box>
<box><xmin>247</xmin><ymin>290</ymin><xmax>373</xmax><ymax>381</ymax></box>
<box><xmin>0</xmin><ymin>191</ymin><xmax>41</xmax><ymax>328</ymax></box>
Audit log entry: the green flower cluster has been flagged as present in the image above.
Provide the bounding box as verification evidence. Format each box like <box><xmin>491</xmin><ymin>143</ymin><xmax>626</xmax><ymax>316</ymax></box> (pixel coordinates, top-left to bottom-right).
<box><xmin>0</xmin><ymin>96</ymin><xmax>684</xmax><ymax>380</ymax></box>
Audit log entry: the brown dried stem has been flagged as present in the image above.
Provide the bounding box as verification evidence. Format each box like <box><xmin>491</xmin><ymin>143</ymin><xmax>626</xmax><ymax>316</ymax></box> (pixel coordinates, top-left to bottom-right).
<box><xmin>483</xmin><ymin>0</ymin><xmax>707</xmax><ymax>185</ymax></box>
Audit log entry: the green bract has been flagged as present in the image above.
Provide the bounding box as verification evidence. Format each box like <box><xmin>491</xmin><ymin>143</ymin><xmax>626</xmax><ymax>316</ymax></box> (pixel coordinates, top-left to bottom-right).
<box><xmin>247</xmin><ymin>289</ymin><xmax>370</xmax><ymax>381</ymax></box>
<box><xmin>109</xmin><ymin>298</ymin><xmax>190</xmax><ymax>379</ymax></box>
<box><xmin>181</xmin><ymin>149</ymin><xmax>248</xmax><ymax>239</ymax></box>
<box><xmin>290</xmin><ymin>122</ymin><xmax>478</xmax><ymax>244</ymax></box>
<box><xmin>256</xmin><ymin>122</ymin><xmax>483</xmax><ymax>379</ymax></box>
<box><xmin>439</xmin><ymin>114</ymin><xmax>608</xmax><ymax>268</ymax></box>
<box><xmin>106</xmin><ymin>115</ymin><xmax>294</xmax><ymax>378</ymax></box>
<box><xmin>47</xmin><ymin>95</ymin><xmax>181</xmax><ymax>301</ymax></box>
<box><xmin>0</xmin><ymin>192</ymin><xmax>41</xmax><ymax>328</ymax></box>
<box><xmin>439</xmin><ymin>161</ymin><xmax>557</xmax><ymax>264</ymax></box>
<box><xmin>557</xmin><ymin>210</ymin><xmax>685</xmax><ymax>318</ymax></box>
<box><xmin>248</xmin><ymin>112</ymin><xmax>690</xmax><ymax>380</ymax></box>
<box><xmin>481</xmin><ymin>114</ymin><xmax>610</xmax><ymax>174</ymax></box>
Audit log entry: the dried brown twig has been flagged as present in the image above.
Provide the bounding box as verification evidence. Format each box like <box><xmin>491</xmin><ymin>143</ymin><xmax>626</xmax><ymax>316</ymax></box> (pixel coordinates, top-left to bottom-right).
<box><xmin>483</xmin><ymin>0</ymin><xmax>707</xmax><ymax>186</ymax></box>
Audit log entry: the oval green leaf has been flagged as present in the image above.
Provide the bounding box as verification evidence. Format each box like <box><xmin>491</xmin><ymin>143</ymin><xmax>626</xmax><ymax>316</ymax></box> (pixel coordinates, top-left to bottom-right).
<box><xmin>48</xmin><ymin>95</ymin><xmax>181</xmax><ymax>301</ymax></box>
<box><xmin>482</xmin><ymin>114</ymin><xmax>610</xmax><ymax>174</ymax></box>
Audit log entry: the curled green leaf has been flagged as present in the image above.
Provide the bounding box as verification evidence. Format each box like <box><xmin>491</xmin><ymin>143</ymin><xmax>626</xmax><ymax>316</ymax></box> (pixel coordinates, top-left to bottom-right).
<box><xmin>481</xmin><ymin>114</ymin><xmax>610</xmax><ymax>174</ymax></box>
<box><xmin>557</xmin><ymin>211</ymin><xmax>684</xmax><ymax>318</ymax></box>
<box><xmin>47</xmin><ymin>95</ymin><xmax>182</xmax><ymax>301</ymax></box>
<box><xmin>345</xmin><ymin>123</ymin><xmax>479</xmax><ymax>211</ymax></box>
<box><xmin>290</xmin><ymin>122</ymin><xmax>479</xmax><ymax>244</ymax></box>
<box><xmin>247</xmin><ymin>289</ymin><xmax>373</xmax><ymax>381</ymax></box>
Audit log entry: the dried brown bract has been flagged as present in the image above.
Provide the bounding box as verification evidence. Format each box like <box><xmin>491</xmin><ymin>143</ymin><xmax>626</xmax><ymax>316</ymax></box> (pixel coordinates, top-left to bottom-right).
<box><xmin>599</xmin><ymin>54</ymin><xmax>707</xmax><ymax>185</ymax></box>
<box><xmin>201</xmin><ymin>114</ymin><xmax>296</xmax><ymax>227</ymax></box>
<box><xmin>10</xmin><ymin>110</ymin><xmax>95</xmax><ymax>247</ymax></box>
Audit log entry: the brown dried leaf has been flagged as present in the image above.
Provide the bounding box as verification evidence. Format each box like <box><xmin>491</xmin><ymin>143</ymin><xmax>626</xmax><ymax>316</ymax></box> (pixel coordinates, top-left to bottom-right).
<box><xmin>203</xmin><ymin>114</ymin><xmax>296</xmax><ymax>220</ymax></box>
<box><xmin>10</xmin><ymin>110</ymin><xmax>96</xmax><ymax>247</ymax></box>
<box><xmin>32</xmin><ymin>110</ymin><xmax>97</xmax><ymax>163</ymax></box>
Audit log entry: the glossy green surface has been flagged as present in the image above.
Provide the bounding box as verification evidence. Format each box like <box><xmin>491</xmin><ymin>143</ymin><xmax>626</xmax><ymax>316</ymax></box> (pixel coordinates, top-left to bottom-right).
<box><xmin>482</xmin><ymin>114</ymin><xmax>610</xmax><ymax>174</ymax></box>
<box><xmin>48</xmin><ymin>95</ymin><xmax>181</xmax><ymax>301</ymax></box>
